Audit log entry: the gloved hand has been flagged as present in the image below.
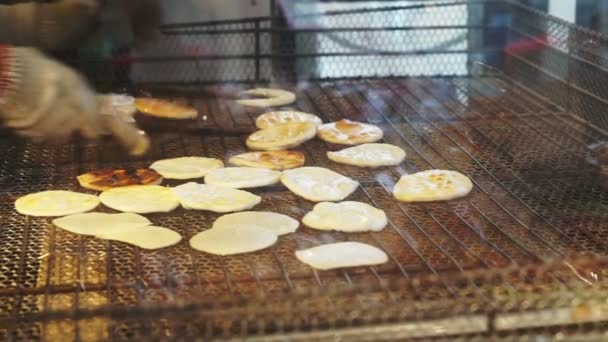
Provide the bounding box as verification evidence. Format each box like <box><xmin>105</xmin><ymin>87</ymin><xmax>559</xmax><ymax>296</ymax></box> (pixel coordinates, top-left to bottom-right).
<box><xmin>0</xmin><ymin>47</ymin><xmax>149</xmax><ymax>155</ymax></box>
<box><xmin>0</xmin><ymin>0</ymin><xmax>100</xmax><ymax>50</ymax></box>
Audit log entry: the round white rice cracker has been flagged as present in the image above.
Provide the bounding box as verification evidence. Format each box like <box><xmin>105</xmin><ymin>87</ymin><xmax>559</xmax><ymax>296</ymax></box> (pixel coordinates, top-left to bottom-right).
<box><xmin>204</xmin><ymin>167</ymin><xmax>281</xmax><ymax>189</ymax></box>
<box><xmin>99</xmin><ymin>226</ymin><xmax>182</xmax><ymax>250</ymax></box>
<box><xmin>318</xmin><ymin>119</ymin><xmax>383</xmax><ymax>145</ymax></box>
<box><xmin>149</xmin><ymin>156</ymin><xmax>224</xmax><ymax>180</ymax></box>
<box><xmin>99</xmin><ymin>185</ymin><xmax>180</xmax><ymax>214</ymax></box>
<box><xmin>228</xmin><ymin>150</ymin><xmax>305</xmax><ymax>171</ymax></box>
<box><xmin>213</xmin><ymin>211</ymin><xmax>299</xmax><ymax>236</ymax></box>
<box><xmin>281</xmin><ymin>167</ymin><xmax>359</xmax><ymax>202</ymax></box>
<box><xmin>246</xmin><ymin>122</ymin><xmax>317</xmax><ymax>151</ymax></box>
<box><xmin>236</xmin><ymin>88</ymin><xmax>296</xmax><ymax>108</ymax></box>
<box><xmin>302</xmin><ymin>201</ymin><xmax>387</xmax><ymax>232</ymax></box>
<box><xmin>327</xmin><ymin>143</ymin><xmax>406</xmax><ymax>168</ymax></box>
<box><xmin>172</xmin><ymin>182</ymin><xmax>261</xmax><ymax>213</ymax></box>
<box><xmin>295</xmin><ymin>242</ymin><xmax>388</xmax><ymax>270</ymax></box>
<box><xmin>53</xmin><ymin>212</ymin><xmax>181</xmax><ymax>250</ymax></box>
<box><xmin>53</xmin><ymin>212</ymin><xmax>151</xmax><ymax>236</ymax></box>
<box><xmin>393</xmin><ymin>169</ymin><xmax>473</xmax><ymax>202</ymax></box>
<box><xmin>256</xmin><ymin>111</ymin><xmax>322</xmax><ymax>129</ymax></box>
<box><xmin>15</xmin><ymin>190</ymin><xmax>100</xmax><ymax>217</ymax></box>
<box><xmin>190</xmin><ymin>225</ymin><xmax>277</xmax><ymax>255</ymax></box>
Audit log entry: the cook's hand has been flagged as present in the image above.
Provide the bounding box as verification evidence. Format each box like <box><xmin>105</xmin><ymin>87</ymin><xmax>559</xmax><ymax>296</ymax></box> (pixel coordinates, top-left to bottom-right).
<box><xmin>0</xmin><ymin>0</ymin><xmax>99</xmax><ymax>50</ymax></box>
<box><xmin>0</xmin><ymin>48</ymin><xmax>149</xmax><ymax>155</ymax></box>
<box><xmin>97</xmin><ymin>94</ymin><xmax>150</xmax><ymax>156</ymax></box>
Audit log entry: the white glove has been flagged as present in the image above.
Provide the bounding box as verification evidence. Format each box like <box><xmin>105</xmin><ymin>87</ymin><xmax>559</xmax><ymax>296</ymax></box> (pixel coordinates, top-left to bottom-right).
<box><xmin>0</xmin><ymin>0</ymin><xmax>99</xmax><ymax>50</ymax></box>
<box><xmin>0</xmin><ymin>47</ymin><xmax>149</xmax><ymax>155</ymax></box>
<box><xmin>97</xmin><ymin>93</ymin><xmax>150</xmax><ymax>156</ymax></box>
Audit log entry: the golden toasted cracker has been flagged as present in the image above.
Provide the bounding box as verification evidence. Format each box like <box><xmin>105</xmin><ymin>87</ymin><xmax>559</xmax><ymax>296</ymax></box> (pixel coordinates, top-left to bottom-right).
<box><xmin>393</xmin><ymin>170</ymin><xmax>473</xmax><ymax>202</ymax></box>
<box><xmin>246</xmin><ymin>122</ymin><xmax>316</xmax><ymax>150</ymax></box>
<box><xmin>134</xmin><ymin>98</ymin><xmax>197</xmax><ymax>119</ymax></box>
<box><xmin>77</xmin><ymin>169</ymin><xmax>163</xmax><ymax>191</ymax></box>
<box><xmin>318</xmin><ymin>119</ymin><xmax>383</xmax><ymax>145</ymax></box>
<box><xmin>229</xmin><ymin>150</ymin><xmax>305</xmax><ymax>170</ymax></box>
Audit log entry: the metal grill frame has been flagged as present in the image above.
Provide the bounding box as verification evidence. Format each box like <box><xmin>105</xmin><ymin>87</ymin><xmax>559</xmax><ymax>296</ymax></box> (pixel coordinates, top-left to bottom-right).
<box><xmin>1</xmin><ymin>0</ymin><xmax>608</xmax><ymax>340</ymax></box>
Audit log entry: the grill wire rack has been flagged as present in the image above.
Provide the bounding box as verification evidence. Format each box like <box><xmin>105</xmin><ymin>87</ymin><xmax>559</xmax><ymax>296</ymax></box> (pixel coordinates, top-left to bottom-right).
<box><xmin>2</xmin><ymin>0</ymin><xmax>608</xmax><ymax>340</ymax></box>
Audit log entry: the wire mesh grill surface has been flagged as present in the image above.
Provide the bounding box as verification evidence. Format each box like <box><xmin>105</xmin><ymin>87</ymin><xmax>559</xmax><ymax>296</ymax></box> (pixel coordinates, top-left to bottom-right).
<box><xmin>2</xmin><ymin>0</ymin><xmax>608</xmax><ymax>339</ymax></box>
<box><xmin>1</xmin><ymin>77</ymin><xmax>607</xmax><ymax>340</ymax></box>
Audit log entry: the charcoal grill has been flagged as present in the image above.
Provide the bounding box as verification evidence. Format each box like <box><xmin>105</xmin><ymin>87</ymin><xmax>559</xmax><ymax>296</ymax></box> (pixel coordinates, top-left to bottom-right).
<box><xmin>2</xmin><ymin>0</ymin><xmax>608</xmax><ymax>340</ymax></box>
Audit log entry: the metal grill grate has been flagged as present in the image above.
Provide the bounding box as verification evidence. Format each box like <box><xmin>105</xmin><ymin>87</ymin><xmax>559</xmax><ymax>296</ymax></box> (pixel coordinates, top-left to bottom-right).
<box><xmin>0</xmin><ymin>76</ymin><xmax>607</xmax><ymax>340</ymax></box>
<box><xmin>2</xmin><ymin>0</ymin><xmax>608</xmax><ymax>339</ymax></box>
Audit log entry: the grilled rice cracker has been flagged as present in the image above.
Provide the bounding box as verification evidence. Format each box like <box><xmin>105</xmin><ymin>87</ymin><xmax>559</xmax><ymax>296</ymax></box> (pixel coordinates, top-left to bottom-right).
<box><xmin>172</xmin><ymin>182</ymin><xmax>261</xmax><ymax>213</ymax></box>
<box><xmin>53</xmin><ymin>212</ymin><xmax>182</xmax><ymax>250</ymax></box>
<box><xmin>15</xmin><ymin>190</ymin><xmax>100</xmax><ymax>217</ymax></box>
<box><xmin>190</xmin><ymin>224</ymin><xmax>277</xmax><ymax>255</ymax></box>
<box><xmin>100</xmin><ymin>185</ymin><xmax>180</xmax><ymax>214</ymax></box>
<box><xmin>53</xmin><ymin>212</ymin><xmax>151</xmax><ymax>236</ymax></box>
<box><xmin>229</xmin><ymin>150</ymin><xmax>305</xmax><ymax>170</ymax></box>
<box><xmin>213</xmin><ymin>211</ymin><xmax>299</xmax><ymax>236</ymax></box>
<box><xmin>281</xmin><ymin>167</ymin><xmax>359</xmax><ymax>202</ymax></box>
<box><xmin>134</xmin><ymin>98</ymin><xmax>197</xmax><ymax>119</ymax></box>
<box><xmin>256</xmin><ymin>111</ymin><xmax>322</xmax><ymax>129</ymax></box>
<box><xmin>302</xmin><ymin>201</ymin><xmax>387</xmax><ymax>232</ymax></box>
<box><xmin>150</xmin><ymin>156</ymin><xmax>224</xmax><ymax>180</ymax></box>
<box><xmin>236</xmin><ymin>88</ymin><xmax>296</xmax><ymax>108</ymax></box>
<box><xmin>318</xmin><ymin>119</ymin><xmax>383</xmax><ymax>145</ymax></box>
<box><xmin>295</xmin><ymin>242</ymin><xmax>388</xmax><ymax>270</ymax></box>
<box><xmin>77</xmin><ymin>169</ymin><xmax>163</xmax><ymax>191</ymax></box>
<box><xmin>393</xmin><ymin>170</ymin><xmax>473</xmax><ymax>202</ymax></box>
<box><xmin>327</xmin><ymin>143</ymin><xmax>406</xmax><ymax>168</ymax></box>
<box><xmin>246</xmin><ymin>122</ymin><xmax>317</xmax><ymax>150</ymax></box>
<box><xmin>98</xmin><ymin>226</ymin><xmax>182</xmax><ymax>250</ymax></box>
<box><xmin>205</xmin><ymin>167</ymin><xmax>281</xmax><ymax>189</ymax></box>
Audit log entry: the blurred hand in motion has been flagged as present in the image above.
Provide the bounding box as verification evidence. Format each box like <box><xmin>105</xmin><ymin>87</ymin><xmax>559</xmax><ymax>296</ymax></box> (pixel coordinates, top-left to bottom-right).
<box><xmin>0</xmin><ymin>0</ymin><xmax>100</xmax><ymax>50</ymax></box>
<box><xmin>0</xmin><ymin>47</ymin><xmax>149</xmax><ymax>155</ymax></box>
